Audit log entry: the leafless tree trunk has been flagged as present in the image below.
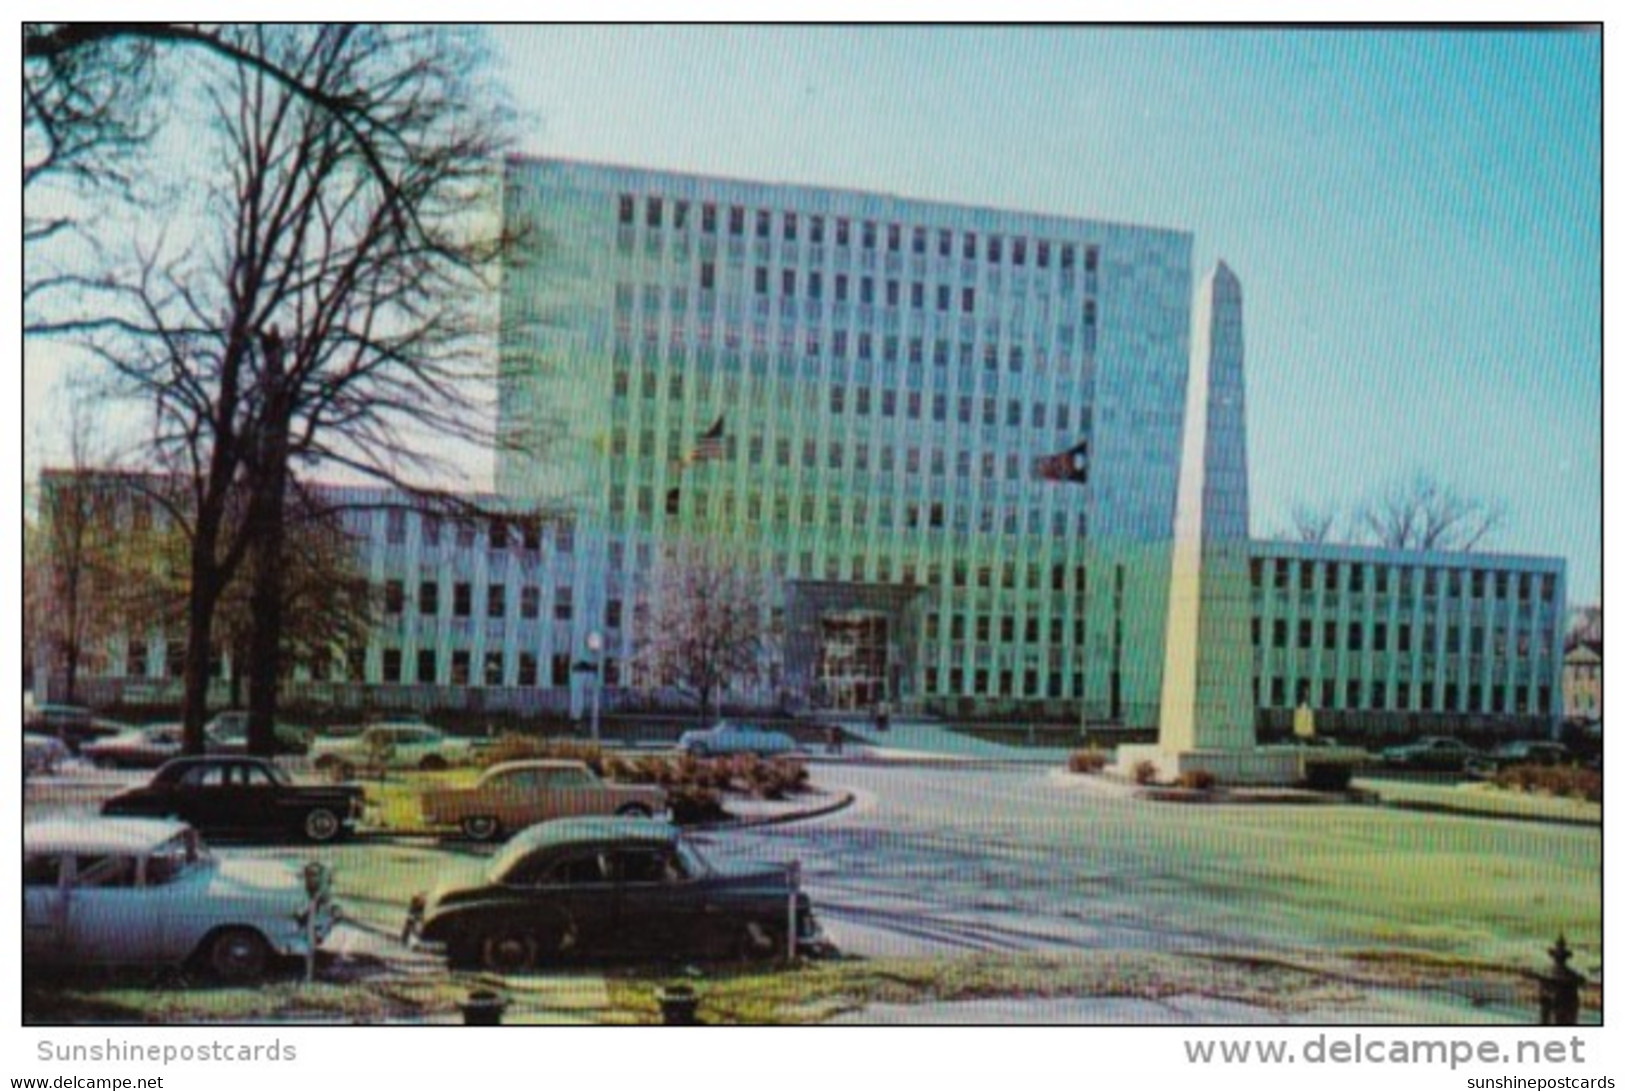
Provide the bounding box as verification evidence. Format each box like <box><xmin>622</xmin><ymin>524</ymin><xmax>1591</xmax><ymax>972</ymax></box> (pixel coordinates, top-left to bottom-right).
<box><xmin>61</xmin><ymin>26</ymin><xmax>510</xmax><ymax>752</ymax></box>
<box><xmin>1287</xmin><ymin>502</ymin><xmax>1340</xmax><ymax>544</ymax></box>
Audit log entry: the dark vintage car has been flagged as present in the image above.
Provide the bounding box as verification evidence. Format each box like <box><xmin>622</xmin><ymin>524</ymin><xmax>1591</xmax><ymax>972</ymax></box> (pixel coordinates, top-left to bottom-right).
<box><xmin>403</xmin><ymin>817</ymin><xmax>827</xmax><ymax>971</ymax></box>
<box><xmin>1378</xmin><ymin>735</ymin><xmax>1481</xmax><ymax>772</ymax></box>
<box><xmin>100</xmin><ymin>756</ymin><xmax>365</xmax><ymax>843</ymax></box>
<box><xmin>81</xmin><ymin>724</ymin><xmax>185</xmax><ymax>769</ymax></box>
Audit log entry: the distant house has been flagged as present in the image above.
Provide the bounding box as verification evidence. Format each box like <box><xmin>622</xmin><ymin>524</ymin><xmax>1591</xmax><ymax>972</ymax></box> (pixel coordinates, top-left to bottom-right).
<box><xmin>1563</xmin><ymin>640</ymin><xmax>1601</xmax><ymax>724</ymax></box>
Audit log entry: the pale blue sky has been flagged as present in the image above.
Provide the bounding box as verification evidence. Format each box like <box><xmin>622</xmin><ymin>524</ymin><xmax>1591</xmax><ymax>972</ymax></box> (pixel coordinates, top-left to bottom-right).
<box><xmin>22</xmin><ymin>27</ymin><xmax>1600</xmax><ymax>601</ymax></box>
<box><xmin>492</xmin><ymin>26</ymin><xmax>1601</xmax><ymax>601</ymax></box>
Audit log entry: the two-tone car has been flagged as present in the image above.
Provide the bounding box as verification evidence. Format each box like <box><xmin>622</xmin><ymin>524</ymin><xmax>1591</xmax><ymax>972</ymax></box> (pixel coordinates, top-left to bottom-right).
<box><xmin>24</xmin><ymin>817</ymin><xmax>339</xmax><ymax>982</ymax></box>
<box><xmin>403</xmin><ymin>817</ymin><xmax>826</xmax><ymax>971</ymax></box>
<box><xmin>310</xmin><ymin>721</ymin><xmax>478</xmax><ymax>777</ymax></box>
<box><xmin>420</xmin><ymin>759</ymin><xmax>668</xmax><ymax>841</ymax></box>
<box><xmin>100</xmin><ymin>756</ymin><xmax>366</xmax><ymax>843</ymax></box>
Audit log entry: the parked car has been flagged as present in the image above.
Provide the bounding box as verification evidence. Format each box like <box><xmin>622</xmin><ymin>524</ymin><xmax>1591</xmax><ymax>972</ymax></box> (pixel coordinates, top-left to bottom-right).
<box><xmin>24</xmin><ymin>703</ymin><xmax>126</xmax><ymax>753</ymax></box>
<box><xmin>100</xmin><ymin>756</ymin><xmax>366</xmax><ymax>843</ymax></box>
<box><xmin>677</xmin><ymin>721</ymin><xmax>800</xmax><ymax>758</ymax></box>
<box><xmin>1378</xmin><ymin>736</ymin><xmax>1481</xmax><ymax>772</ymax></box>
<box><xmin>24</xmin><ymin>733</ymin><xmax>71</xmax><ymax>778</ymax></box>
<box><xmin>403</xmin><ymin>817</ymin><xmax>826</xmax><ymax>971</ymax></box>
<box><xmin>421</xmin><ymin>759</ymin><xmax>668</xmax><ymax>842</ymax></box>
<box><xmin>310</xmin><ymin>722</ymin><xmax>479</xmax><ymax>776</ymax></box>
<box><xmin>1466</xmin><ymin>740</ymin><xmax>1575</xmax><ymax>777</ymax></box>
<box><xmin>24</xmin><ymin>817</ymin><xmax>339</xmax><ymax>982</ymax></box>
<box><xmin>205</xmin><ymin>711</ymin><xmax>312</xmax><ymax>757</ymax></box>
<box><xmin>82</xmin><ymin>724</ymin><xmax>185</xmax><ymax>769</ymax></box>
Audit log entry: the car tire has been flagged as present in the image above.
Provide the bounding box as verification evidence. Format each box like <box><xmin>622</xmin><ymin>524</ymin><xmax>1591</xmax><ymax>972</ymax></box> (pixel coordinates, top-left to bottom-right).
<box><xmin>419</xmin><ymin>755</ymin><xmax>449</xmax><ymax>772</ymax></box>
<box><xmin>480</xmin><ymin>930</ymin><xmax>537</xmax><ymax>973</ymax></box>
<box><xmin>303</xmin><ymin>807</ymin><xmax>343</xmax><ymax>843</ymax></box>
<box><xmin>461</xmin><ymin>815</ymin><xmax>502</xmax><ymax>842</ymax></box>
<box><xmin>615</xmin><ymin>803</ymin><xmax>653</xmax><ymax>819</ymax></box>
<box><xmin>202</xmin><ymin>928</ymin><xmax>273</xmax><ymax>984</ymax></box>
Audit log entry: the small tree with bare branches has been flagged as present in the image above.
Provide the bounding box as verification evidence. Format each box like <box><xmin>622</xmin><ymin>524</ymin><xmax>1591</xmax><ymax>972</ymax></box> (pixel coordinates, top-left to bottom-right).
<box><xmin>1354</xmin><ymin>471</ymin><xmax>1505</xmax><ymax>553</ymax></box>
<box><xmin>636</xmin><ymin>543</ymin><xmax>778</xmax><ymax>720</ymax></box>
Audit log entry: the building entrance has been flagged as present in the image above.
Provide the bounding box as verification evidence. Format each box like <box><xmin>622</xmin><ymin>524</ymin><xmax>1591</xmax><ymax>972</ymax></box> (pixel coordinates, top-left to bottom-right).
<box><xmin>817</xmin><ymin>612</ymin><xmax>889</xmax><ymax>711</ymax></box>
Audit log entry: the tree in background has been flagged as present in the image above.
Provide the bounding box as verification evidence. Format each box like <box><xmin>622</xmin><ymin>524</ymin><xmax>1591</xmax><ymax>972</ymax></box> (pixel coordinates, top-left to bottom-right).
<box><xmin>45</xmin><ymin>25</ymin><xmax>510</xmax><ymax>753</ymax></box>
<box><xmin>1285</xmin><ymin>471</ymin><xmax>1504</xmax><ymax>554</ymax></box>
<box><xmin>636</xmin><ymin>543</ymin><xmax>780</xmax><ymax>720</ymax></box>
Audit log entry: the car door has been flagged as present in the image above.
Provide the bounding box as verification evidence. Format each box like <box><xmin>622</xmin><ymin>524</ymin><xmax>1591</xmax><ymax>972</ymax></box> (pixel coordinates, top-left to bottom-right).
<box><xmin>544</xmin><ymin>766</ymin><xmax>601</xmax><ymax>818</ymax></box>
<box><xmin>23</xmin><ymin>854</ymin><xmax>68</xmax><ymax>963</ymax></box>
<box><xmin>64</xmin><ymin>852</ymin><xmax>163</xmax><ymax>965</ymax></box>
<box><xmin>513</xmin><ymin>849</ymin><xmax>619</xmax><ymax>958</ymax></box>
<box><xmin>232</xmin><ymin>761</ymin><xmax>286</xmax><ymax>837</ymax></box>
<box><xmin>609</xmin><ymin>845</ymin><xmax>710</xmax><ymax>959</ymax></box>
<box><xmin>490</xmin><ymin>767</ymin><xmax>543</xmax><ymax>830</ymax></box>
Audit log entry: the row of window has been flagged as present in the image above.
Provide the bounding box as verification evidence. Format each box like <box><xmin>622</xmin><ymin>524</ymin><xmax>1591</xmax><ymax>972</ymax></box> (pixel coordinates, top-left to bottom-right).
<box><xmin>1251</xmin><ymin>557</ymin><xmax>1557</xmax><ymax>602</ymax></box>
<box><xmin>624</xmin><ymin>487</ymin><xmax>1087</xmax><ymax>541</ymax></box>
<box><xmin>1252</xmin><ymin>618</ymin><xmax>1555</xmax><ymax>659</ymax></box>
<box><xmin>376</xmin><ymin>510</ymin><xmax>573</xmax><ymax>553</ymax></box>
<box><xmin>922</xmin><ymin>666</ymin><xmax>1085</xmax><ymax>700</ymax></box>
<box><xmin>1260</xmin><ymin>676</ymin><xmax>1554</xmax><ymax>716</ymax></box>
<box><xmin>381</xmin><ymin>580</ymin><xmax>623</xmax><ymax>627</ymax></box>
<box><xmin>376</xmin><ymin>648</ymin><xmax>621</xmax><ymax>688</ymax></box>
<box><xmin>616</xmin><ymin>193</ymin><xmax>1102</xmax><ymax>273</ymax></box>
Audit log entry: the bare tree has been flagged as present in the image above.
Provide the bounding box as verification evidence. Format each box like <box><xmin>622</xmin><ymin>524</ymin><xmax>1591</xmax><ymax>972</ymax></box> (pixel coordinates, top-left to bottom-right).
<box><xmin>1286</xmin><ymin>502</ymin><xmax>1340</xmax><ymax>544</ymax></box>
<box><xmin>1567</xmin><ymin>604</ymin><xmax>1601</xmax><ymax>651</ymax></box>
<box><xmin>66</xmin><ymin>26</ymin><xmax>510</xmax><ymax>752</ymax></box>
<box><xmin>1354</xmin><ymin>471</ymin><xmax>1505</xmax><ymax>553</ymax></box>
<box><xmin>636</xmin><ymin>543</ymin><xmax>778</xmax><ymax>720</ymax></box>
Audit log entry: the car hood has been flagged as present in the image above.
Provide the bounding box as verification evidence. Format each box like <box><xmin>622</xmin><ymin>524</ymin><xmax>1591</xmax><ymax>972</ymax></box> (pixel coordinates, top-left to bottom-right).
<box><xmin>198</xmin><ymin>856</ymin><xmax>316</xmax><ymax>904</ymax></box>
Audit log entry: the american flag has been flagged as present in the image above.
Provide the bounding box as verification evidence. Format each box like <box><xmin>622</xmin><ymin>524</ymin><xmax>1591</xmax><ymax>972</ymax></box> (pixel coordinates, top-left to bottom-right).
<box><xmin>1032</xmin><ymin>440</ymin><xmax>1089</xmax><ymax>485</ymax></box>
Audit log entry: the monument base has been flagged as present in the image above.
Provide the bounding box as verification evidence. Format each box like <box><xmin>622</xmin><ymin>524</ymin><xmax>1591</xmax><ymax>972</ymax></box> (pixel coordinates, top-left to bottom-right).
<box><xmin>1115</xmin><ymin>743</ymin><xmax>1365</xmax><ymax>788</ymax></box>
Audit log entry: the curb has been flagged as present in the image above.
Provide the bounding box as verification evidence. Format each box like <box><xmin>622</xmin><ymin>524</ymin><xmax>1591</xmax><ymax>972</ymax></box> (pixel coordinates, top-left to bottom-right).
<box><xmin>691</xmin><ymin>791</ymin><xmax>857</xmax><ymax>832</ymax></box>
<box><xmin>1379</xmin><ymin>798</ymin><xmax>1601</xmax><ymax>829</ymax></box>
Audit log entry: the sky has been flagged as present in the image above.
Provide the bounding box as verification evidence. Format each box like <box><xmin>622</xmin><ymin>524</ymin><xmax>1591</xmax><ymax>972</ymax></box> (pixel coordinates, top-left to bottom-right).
<box><xmin>22</xmin><ymin>26</ymin><xmax>1602</xmax><ymax>601</ymax></box>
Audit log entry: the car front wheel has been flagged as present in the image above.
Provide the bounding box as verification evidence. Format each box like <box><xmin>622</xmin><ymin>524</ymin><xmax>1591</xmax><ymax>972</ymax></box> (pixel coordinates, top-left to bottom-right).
<box><xmin>481</xmin><ymin>930</ymin><xmax>537</xmax><ymax>973</ymax></box>
<box><xmin>419</xmin><ymin>754</ymin><xmax>449</xmax><ymax>772</ymax></box>
<box><xmin>203</xmin><ymin>928</ymin><xmax>272</xmax><ymax>983</ymax></box>
<box><xmin>461</xmin><ymin>815</ymin><xmax>502</xmax><ymax>842</ymax></box>
<box><xmin>303</xmin><ymin>807</ymin><xmax>342</xmax><ymax>843</ymax></box>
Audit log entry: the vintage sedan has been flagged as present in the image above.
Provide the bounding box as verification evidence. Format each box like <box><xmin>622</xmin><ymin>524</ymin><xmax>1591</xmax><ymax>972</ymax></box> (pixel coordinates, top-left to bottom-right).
<box><xmin>24</xmin><ymin>703</ymin><xmax>126</xmax><ymax>753</ymax></box>
<box><xmin>311</xmin><ymin>721</ymin><xmax>479</xmax><ymax>776</ymax></box>
<box><xmin>677</xmin><ymin>721</ymin><xmax>800</xmax><ymax>757</ymax></box>
<box><xmin>204</xmin><ymin>711</ymin><xmax>312</xmax><ymax>757</ymax></box>
<box><xmin>1378</xmin><ymin>736</ymin><xmax>1481</xmax><ymax>772</ymax></box>
<box><xmin>24</xmin><ymin>817</ymin><xmax>338</xmax><ymax>982</ymax></box>
<box><xmin>82</xmin><ymin>724</ymin><xmax>185</xmax><ymax>769</ymax></box>
<box><xmin>421</xmin><ymin>760</ymin><xmax>668</xmax><ymax>841</ymax></box>
<box><xmin>403</xmin><ymin>817</ymin><xmax>826</xmax><ymax>971</ymax></box>
<box><xmin>1466</xmin><ymin>740</ymin><xmax>1575</xmax><ymax>777</ymax></box>
<box><xmin>100</xmin><ymin>756</ymin><xmax>366</xmax><ymax>843</ymax></box>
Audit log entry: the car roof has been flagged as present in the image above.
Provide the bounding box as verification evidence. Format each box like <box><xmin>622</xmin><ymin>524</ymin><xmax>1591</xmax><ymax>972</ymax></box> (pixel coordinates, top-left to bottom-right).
<box><xmin>26</xmin><ymin>817</ymin><xmax>191</xmax><ymax>855</ymax></box>
<box><xmin>507</xmin><ymin>817</ymin><xmax>678</xmax><ymax>854</ymax></box>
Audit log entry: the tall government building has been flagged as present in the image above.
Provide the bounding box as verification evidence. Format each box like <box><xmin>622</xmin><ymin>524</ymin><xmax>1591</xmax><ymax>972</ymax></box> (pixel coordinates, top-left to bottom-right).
<box><xmin>492</xmin><ymin>156</ymin><xmax>1565</xmax><ymax>734</ymax></box>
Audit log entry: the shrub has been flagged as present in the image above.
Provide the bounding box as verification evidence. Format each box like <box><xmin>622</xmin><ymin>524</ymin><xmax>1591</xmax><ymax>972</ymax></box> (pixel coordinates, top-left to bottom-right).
<box><xmin>1132</xmin><ymin>759</ymin><xmax>1159</xmax><ymax>786</ymax></box>
<box><xmin>667</xmin><ymin>786</ymin><xmax>728</xmax><ymax>826</ymax></box>
<box><xmin>1067</xmin><ymin>749</ymin><xmax>1108</xmax><ymax>775</ymax></box>
<box><xmin>1175</xmin><ymin>768</ymin><xmax>1217</xmax><ymax>791</ymax></box>
<box><xmin>1494</xmin><ymin>763</ymin><xmax>1600</xmax><ymax>803</ymax></box>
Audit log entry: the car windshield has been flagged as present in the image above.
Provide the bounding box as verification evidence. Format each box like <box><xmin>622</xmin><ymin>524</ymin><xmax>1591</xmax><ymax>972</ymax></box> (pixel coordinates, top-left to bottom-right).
<box><xmin>145</xmin><ymin>829</ymin><xmax>211</xmax><ymax>885</ymax></box>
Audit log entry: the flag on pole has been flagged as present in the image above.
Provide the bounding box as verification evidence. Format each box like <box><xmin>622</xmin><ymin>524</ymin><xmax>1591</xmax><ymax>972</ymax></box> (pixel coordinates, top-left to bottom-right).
<box><xmin>1032</xmin><ymin>440</ymin><xmax>1089</xmax><ymax>485</ymax></box>
<box><xmin>684</xmin><ymin>414</ymin><xmax>725</xmax><ymax>465</ymax></box>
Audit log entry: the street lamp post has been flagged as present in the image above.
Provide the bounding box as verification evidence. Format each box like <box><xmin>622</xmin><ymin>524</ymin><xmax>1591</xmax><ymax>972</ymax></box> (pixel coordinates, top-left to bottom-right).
<box><xmin>586</xmin><ymin>630</ymin><xmax>604</xmax><ymax>744</ymax></box>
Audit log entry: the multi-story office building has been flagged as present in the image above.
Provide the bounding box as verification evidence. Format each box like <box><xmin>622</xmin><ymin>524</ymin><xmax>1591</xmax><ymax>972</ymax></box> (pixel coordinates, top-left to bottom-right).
<box><xmin>497</xmin><ymin>156</ymin><xmax>1196</xmax><ymax>725</ymax></box>
<box><xmin>35</xmin><ymin>157</ymin><xmax>1570</xmax><ymax>738</ymax></box>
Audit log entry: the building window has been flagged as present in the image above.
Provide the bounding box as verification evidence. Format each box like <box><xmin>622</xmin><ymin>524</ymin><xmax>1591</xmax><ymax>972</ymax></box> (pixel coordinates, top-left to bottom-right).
<box><xmin>384</xmin><ymin>580</ymin><xmax>405</xmax><ymax>615</ymax></box>
<box><xmin>382</xmin><ymin>649</ymin><xmax>403</xmax><ymax>683</ymax></box>
<box><xmin>386</xmin><ymin>509</ymin><xmax>407</xmax><ymax>545</ymax></box>
<box><xmin>618</xmin><ymin>194</ymin><xmax>634</xmax><ymax>225</ymax></box>
<box><xmin>454</xmin><ymin>582</ymin><xmax>472</xmax><ymax>618</ymax></box>
<box><xmin>487</xmin><ymin>584</ymin><xmax>505</xmax><ymax>619</ymax></box>
<box><xmin>554</xmin><ymin>586</ymin><xmax>573</xmax><ymax>622</ymax></box>
<box><xmin>419</xmin><ymin>580</ymin><xmax>439</xmax><ymax>616</ymax></box>
<box><xmin>551</xmin><ymin>654</ymin><xmax>570</xmax><ymax>687</ymax></box>
<box><xmin>646</xmin><ymin>196</ymin><xmax>663</xmax><ymax>228</ymax></box>
<box><xmin>519</xmin><ymin>653</ymin><xmax>538</xmax><ymax>687</ymax></box>
<box><xmin>483</xmin><ymin>652</ymin><xmax>504</xmax><ymax>687</ymax></box>
<box><xmin>417</xmin><ymin>649</ymin><xmax>437</xmax><ymax>685</ymax></box>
